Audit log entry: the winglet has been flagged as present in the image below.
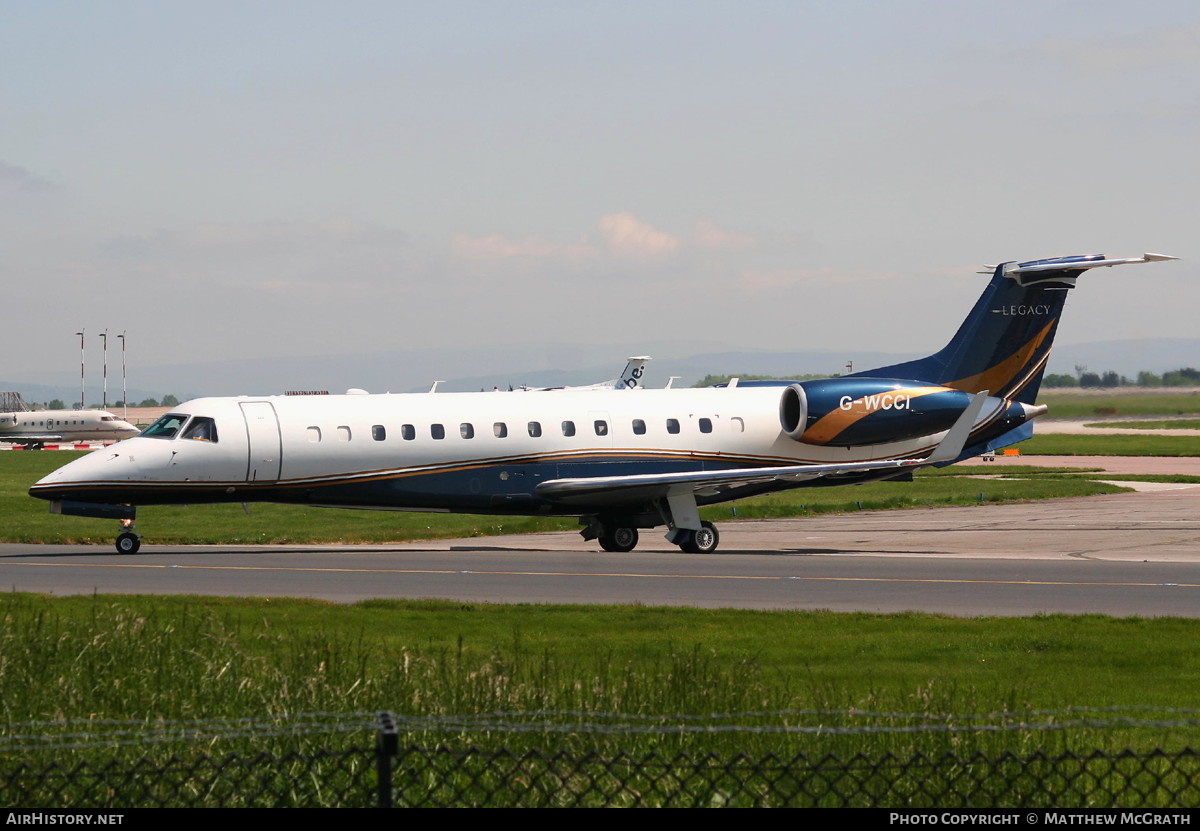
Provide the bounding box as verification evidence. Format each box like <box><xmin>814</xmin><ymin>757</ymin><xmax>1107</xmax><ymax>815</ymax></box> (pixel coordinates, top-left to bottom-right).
<box><xmin>925</xmin><ymin>391</ymin><xmax>988</xmax><ymax>464</ymax></box>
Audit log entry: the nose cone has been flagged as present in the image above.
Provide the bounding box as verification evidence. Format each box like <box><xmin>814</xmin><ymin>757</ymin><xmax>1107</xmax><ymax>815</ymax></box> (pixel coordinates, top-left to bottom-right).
<box><xmin>114</xmin><ymin>420</ymin><xmax>139</xmax><ymax>438</ymax></box>
<box><xmin>31</xmin><ymin>453</ymin><xmax>94</xmax><ymax>501</ymax></box>
<box><xmin>29</xmin><ymin>447</ymin><xmax>130</xmax><ymax>502</ymax></box>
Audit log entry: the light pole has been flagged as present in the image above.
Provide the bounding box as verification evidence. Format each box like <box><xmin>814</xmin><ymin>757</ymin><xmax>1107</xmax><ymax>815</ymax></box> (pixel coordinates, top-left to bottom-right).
<box><xmin>118</xmin><ymin>332</ymin><xmax>127</xmax><ymax>420</ymax></box>
<box><xmin>75</xmin><ymin>329</ymin><xmax>85</xmax><ymax>409</ymax></box>
<box><xmin>99</xmin><ymin>330</ymin><xmax>109</xmax><ymax>409</ymax></box>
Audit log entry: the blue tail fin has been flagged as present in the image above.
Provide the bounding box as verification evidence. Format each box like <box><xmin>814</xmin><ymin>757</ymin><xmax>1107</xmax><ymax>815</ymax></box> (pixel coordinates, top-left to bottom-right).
<box><xmin>854</xmin><ymin>253</ymin><xmax>1178</xmax><ymax>404</ymax></box>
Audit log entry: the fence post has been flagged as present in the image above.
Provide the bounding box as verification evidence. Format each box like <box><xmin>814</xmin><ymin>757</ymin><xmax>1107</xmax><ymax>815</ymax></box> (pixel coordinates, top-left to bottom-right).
<box><xmin>375</xmin><ymin>711</ymin><xmax>399</xmax><ymax>808</ymax></box>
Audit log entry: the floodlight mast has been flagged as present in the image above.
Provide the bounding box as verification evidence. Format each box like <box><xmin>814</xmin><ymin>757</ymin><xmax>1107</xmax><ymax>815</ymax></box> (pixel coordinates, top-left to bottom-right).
<box><xmin>75</xmin><ymin>329</ymin><xmax>85</xmax><ymax>409</ymax></box>
<box><xmin>118</xmin><ymin>332</ymin><xmax>127</xmax><ymax>420</ymax></box>
<box><xmin>99</xmin><ymin>330</ymin><xmax>109</xmax><ymax>409</ymax></box>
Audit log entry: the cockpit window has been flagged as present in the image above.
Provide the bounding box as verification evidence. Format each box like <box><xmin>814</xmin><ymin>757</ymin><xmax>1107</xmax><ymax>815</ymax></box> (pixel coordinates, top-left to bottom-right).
<box><xmin>141</xmin><ymin>413</ymin><xmax>188</xmax><ymax>439</ymax></box>
<box><xmin>181</xmin><ymin>416</ymin><xmax>218</xmax><ymax>443</ymax></box>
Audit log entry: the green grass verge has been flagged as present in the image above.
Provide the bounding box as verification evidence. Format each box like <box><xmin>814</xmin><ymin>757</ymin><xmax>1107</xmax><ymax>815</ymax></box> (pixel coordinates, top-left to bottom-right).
<box><xmin>3</xmin><ymin>593</ymin><xmax>1199</xmax><ymax>758</ymax></box>
<box><xmin>1037</xmin><ymin>392</ymin><xmax>1200</xmax><ymax>418</ymax></box>
<box><xmin>1020</xmin><ymin>434</ymin><xmax>1200</xmax><ymax>456</ymax></box>
<box><xmin>1084</xmin><ymin>419</ymin><xmax>1200</xmax><ymax>430</ymax></box>
<box><xmin>919</xmin><ymin>465</ymin><xmax>1105</xmax><ymax>476</ymax></box>
<box><xmin>3</xmin><ymin>452</ymin><xmax>1125</xmax><ymax>545</ymax></box>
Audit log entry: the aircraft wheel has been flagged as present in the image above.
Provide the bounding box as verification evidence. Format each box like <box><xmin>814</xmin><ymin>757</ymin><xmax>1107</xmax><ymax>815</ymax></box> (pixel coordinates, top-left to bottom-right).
<box><xmin>115</xmin><ymin>532</ymin><xmax>141</xmax><ymax>555</ymax></box>
<box><xmin>599</xmin><ymin>526</ymin><xmax>638</xmax><ymax>552</ymax></box>
<box><xmin>678</xmin><ymin>521</ymin><xmax>719</xmax><ymax>554</ymax></box>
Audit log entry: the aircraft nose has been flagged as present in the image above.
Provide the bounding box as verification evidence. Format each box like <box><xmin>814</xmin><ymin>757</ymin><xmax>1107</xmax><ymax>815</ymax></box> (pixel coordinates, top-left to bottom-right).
<box><xmin>29</xmin><ymin>450</ymin><xmax>117</xmax><ymax>501</ymax></box>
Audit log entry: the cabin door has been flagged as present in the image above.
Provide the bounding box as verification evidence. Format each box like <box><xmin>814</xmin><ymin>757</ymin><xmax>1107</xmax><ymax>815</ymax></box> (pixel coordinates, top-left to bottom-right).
<box><xmin>240</xmin><ymin>401</ymin><xmax>282</xmax><ymax>482</ymax></box>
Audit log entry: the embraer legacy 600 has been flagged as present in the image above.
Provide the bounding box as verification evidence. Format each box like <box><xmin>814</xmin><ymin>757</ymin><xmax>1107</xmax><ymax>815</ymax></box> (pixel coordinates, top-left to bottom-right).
<box><xmin>31</xmin><ymin>253</ymin><xmax>1178</xmax><ymax>554</ymax></box>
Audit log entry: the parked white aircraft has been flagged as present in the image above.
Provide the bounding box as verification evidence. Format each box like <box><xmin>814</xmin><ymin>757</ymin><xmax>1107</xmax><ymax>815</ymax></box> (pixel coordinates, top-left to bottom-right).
<box><xmin>30</xmin><ymin>252</ymin><xmax>1178</xmax><ymax>555</ymax></box>
<box><xmin>530</xmin><ymin>356</ymin><xmax>651</xmax><ymax>391</ymax></box>
<box><xmin>0</xmin><ymin>409</ymin><xmax>138</xmax><ymax>449</ymax></box>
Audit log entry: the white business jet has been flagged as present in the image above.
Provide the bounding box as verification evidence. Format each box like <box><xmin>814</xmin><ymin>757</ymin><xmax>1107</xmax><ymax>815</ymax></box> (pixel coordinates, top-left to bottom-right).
<box><xmin>1</xmin><ymin>409</ymin><xmax>138</xmax><ymax>449</ymax></box>
<box><xmin>30</xmin><ymin>252</ymin><xmax>1178</xmax><ymax>555</ymax></box>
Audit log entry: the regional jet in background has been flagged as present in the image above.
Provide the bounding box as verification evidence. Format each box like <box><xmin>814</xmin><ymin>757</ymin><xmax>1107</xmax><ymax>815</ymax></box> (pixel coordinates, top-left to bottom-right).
<box><xmin>30</xmin><ymin>252</ymin><xmax>1179</xmax><ymax>555</ymax></box>
<box><xmin>1</xmin><ymin>409</ymin><xmax>139</xmax><ymax>449</ymax></box>
<box><xmin>529</xmin><ymin>356</ymin><xmax>651</xmax><ymax>391</ymax></box>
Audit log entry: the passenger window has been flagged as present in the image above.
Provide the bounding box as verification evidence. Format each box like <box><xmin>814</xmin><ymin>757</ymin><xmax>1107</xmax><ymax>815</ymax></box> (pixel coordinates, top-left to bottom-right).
<box><xmin>181</xmin><ymin>417</ymin><xmax>219</xmax><ymax>443</ymax></box>
<box><xmin>666</xmin><ymin>418</ymin><xmax>680</xmax><ymax>435</ymax></box>
<box><xmin>402</xmin><ymin>424</ymin><xmax>415</xmax><ymax>440</ymax></box>
<box><xmin>460</xmin><ymin>423</ymin><xmax>474</xmax><ymax>439</ymax></box>
<box><xmin>431</xmin><ymin>424</ymin><xmax>445</xmax><ymax>440</ymax></box>
<box><xmin>307</xmin><ymin>426</ymin><xmax>322</xmax><ymax>443</ymax></box>
<box><xmin>594</xmin><ymin>420</ymin><xmax>608</xmax><ymax>436</ymax></box>
<box><xmin>372</xmin><ymin>425</ymin><xmax>386</xmax><ymax>441</ymax></box>
<box><xmin>337</xmin><ymin>426</ymin><xmax>351</xmax><ymax>442</ymax></box>
<box><xmin>561</xmin><ymin>420</ymin><xmax>576</xmax><ymax>437</ymax></box>
<box><xmin>698</xmin><ymin>418</ymin><xmax>713</xmax><ymax>433</ymax></box>
<box><xmin>528</xmin><ymin>421</ymin><xmax>542</xmax><ymax>438</ymax></box>
<box><xmin>632</xmin><ymin>419</ymin><xmax>646</xmax><ymax>435</ymax></box>
<box><xmin>494</xmin><ymin>422</ymin><xmax>508</xmax><ymax>438</ymax></box>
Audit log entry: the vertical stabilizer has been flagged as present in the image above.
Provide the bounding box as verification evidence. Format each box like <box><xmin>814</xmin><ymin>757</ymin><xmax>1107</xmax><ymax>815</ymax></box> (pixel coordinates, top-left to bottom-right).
<box><xmin>854</xmin><ymin>254</ymin><xmax>1178</xmax><ymax>403</ymax></box>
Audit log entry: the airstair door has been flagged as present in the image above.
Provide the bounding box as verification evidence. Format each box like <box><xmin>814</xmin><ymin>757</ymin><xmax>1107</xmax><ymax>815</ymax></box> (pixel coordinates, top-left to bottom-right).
<box><xmin>240</xmin><ymin>401</ymin><xmax>282</xmax><ymax>482</ymax></box>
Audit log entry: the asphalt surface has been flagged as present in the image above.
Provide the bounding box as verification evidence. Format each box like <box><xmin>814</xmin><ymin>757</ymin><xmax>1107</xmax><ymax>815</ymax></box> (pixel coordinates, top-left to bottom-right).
<box><xmin>3</xmin><ymin>474</ymin><xmax>1199</xmax><ymax>616</ymax></box>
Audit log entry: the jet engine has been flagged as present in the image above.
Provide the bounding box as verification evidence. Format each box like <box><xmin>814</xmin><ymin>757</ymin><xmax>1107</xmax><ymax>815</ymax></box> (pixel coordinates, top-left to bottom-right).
<box><xmin>779</xmin><ymin>378</ymin><xmax>976</xmax><ymax>447</ymax></box>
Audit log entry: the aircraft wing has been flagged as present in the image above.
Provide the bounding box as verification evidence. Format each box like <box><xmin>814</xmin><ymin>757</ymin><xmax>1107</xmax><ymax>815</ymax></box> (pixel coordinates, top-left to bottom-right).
<box><xmin>537</xmin><ymin>392</ymin><xmax>987</xmax><ymax>506</ymax></box>
<box><xmin>0</xmin><ymin>433</ymin><xmax>67</xmax><ymax>444</ymax></box>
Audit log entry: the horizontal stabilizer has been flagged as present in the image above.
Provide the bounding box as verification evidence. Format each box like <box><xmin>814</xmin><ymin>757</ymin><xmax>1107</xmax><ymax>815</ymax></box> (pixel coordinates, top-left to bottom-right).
<box><xmin>1009</xmin><ymin>253</ymin><xmax>1178</xmax><ymax>274</ymax></box>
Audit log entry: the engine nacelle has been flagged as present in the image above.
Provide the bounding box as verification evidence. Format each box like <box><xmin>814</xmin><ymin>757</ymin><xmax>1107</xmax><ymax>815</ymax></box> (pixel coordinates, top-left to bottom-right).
<box><xmin>779</xmin><ymin>378</ymin><xmax>976</xmax><ymax>447</ymax></box>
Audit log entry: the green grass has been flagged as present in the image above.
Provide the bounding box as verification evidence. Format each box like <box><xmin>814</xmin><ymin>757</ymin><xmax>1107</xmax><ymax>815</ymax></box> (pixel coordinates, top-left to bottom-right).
<box><xmin>700</xmin><ymin>476</ymin><xmax>1125</xmax><ymax>521</ymax></box>
<box><xmin>1037</xmin><ymin>391</ymin><xmax>1200</xmax><ymax>419</ymax></box>
<box><xmin>919</xmin><ymin>465</ymin><xmax>1105</xmax><ymax>476</ymax></box>
<box><xmin>3</xmin><ymin>593</ymin><xmax>1199</xmax><ymax>752</ymax></box>
<box><xmin>1084</xmin><ymin>419</ymin><xmax>1200</xmax><ymax>430</ymax></box>
<box><xmin>1020</xmin><ymin>434</ymin><xmax>1200</xmax><ymax>456</ymax></box>
<box><xmin>4</xmin><ymin>452</ymin><xmax>1125</xmax><ymax>545</ymax></box>
<box><xmin>10</xmin><ymin>594</ymin><xmax>1200</xmax><ymax>806</ymax></box>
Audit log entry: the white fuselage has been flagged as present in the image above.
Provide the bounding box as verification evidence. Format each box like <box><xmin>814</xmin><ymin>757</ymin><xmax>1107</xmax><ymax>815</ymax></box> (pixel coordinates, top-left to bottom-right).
<box><xmin>30</xmin><ymin>385</ymin><xmax>1027</xmax><ymax>516</ymax></box>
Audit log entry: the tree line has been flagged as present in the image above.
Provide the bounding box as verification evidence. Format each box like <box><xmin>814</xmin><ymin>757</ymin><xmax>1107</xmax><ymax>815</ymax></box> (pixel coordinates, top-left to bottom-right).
<box><xmin>1042</xmin><ymin>368</ymin><xmax>1200</xmax><ymax>388</ymax></box>
<box><xmin>38</xmin><ymin>394</ymin><xmax>182</xmax><ymax>410</ymax></box>
<box><xmin>691</xmin><ymin>369</ymin><xmax>1200</xmax><ymax>390</ymax></box>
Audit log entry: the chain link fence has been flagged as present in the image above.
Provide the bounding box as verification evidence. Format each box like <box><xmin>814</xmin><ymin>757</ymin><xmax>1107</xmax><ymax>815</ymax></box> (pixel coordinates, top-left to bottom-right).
<box><xmin>5</xmin><ymin>710</ymin><xmax>1200</xmax><ymax>808</ymax></box>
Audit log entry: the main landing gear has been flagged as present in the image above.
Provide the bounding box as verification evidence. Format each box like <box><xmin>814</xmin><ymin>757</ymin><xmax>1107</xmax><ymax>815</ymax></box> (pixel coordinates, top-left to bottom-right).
<box><xmin>582</xmin><ymin>511</ymin><xmax>723</xmax><ymax>555</ymax></box>
<box><xmin>598</xmin><ymin>525</ymin><xmax>639</xmax><ymax>552</ymax></box>
<box><xmin>676</xmin><ymin>521</ymin><xmax>719</xmax><ymax>554</ymax></box>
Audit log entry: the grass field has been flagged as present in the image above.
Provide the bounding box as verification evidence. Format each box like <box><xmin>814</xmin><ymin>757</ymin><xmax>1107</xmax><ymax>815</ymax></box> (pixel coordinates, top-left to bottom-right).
<box><xmin>4</xmin><ymin>593</ymin><xmax>1199</xmax><ymax>760</ymax></box>
<box><xmin>1020</xmin><ymin>433</ymin><xmax>1200</xmax><ymax>456</ymax></box>
<box><xmin>1084</xmin><ymin>419</ymin><xmax>1200</xmax><ymax>430</ymax></box>
<box><xmin>2</xmin><ymin>451</ymin><xmax>1128</xmax><ymax>545</ymax></box>
<box><xmin>1038</xmin><ymin>390</ymin><xmax>1200</xmax><ymax>419</ymax></box>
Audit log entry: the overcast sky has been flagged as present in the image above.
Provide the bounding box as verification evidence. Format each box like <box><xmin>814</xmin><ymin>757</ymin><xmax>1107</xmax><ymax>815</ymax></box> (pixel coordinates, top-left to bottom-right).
<box><xmin>3</xmin><ymin>1</ymin><xmax>1197</xmax><ymax>382</ymax></box>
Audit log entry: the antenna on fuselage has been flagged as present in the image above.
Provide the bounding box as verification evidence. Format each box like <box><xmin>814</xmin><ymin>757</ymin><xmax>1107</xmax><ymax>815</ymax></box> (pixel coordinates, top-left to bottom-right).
<box><xmin>665</xmin><ymin>376</ymin><xmax>680</xmax><ymax>389</ymax></box>
<box><xmin>428</xmin><ymin>381</ymin><xmax>445</xmax><ymax>393</ymax></box>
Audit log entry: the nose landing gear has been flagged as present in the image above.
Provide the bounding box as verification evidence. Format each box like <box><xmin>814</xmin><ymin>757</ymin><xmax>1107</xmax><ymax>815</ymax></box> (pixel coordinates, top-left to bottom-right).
<box><xmin>116</xmin><ymin>519</ymin><xmax>141</xmax><ymax>555</ymax></box>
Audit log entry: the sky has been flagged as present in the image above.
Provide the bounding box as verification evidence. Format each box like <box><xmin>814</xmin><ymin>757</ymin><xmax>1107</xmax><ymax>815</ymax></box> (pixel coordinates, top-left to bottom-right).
<box><xmin>3</xmin><ymin>1</ymin><xmax>1198</xmax><ymax>385</ymax></box>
